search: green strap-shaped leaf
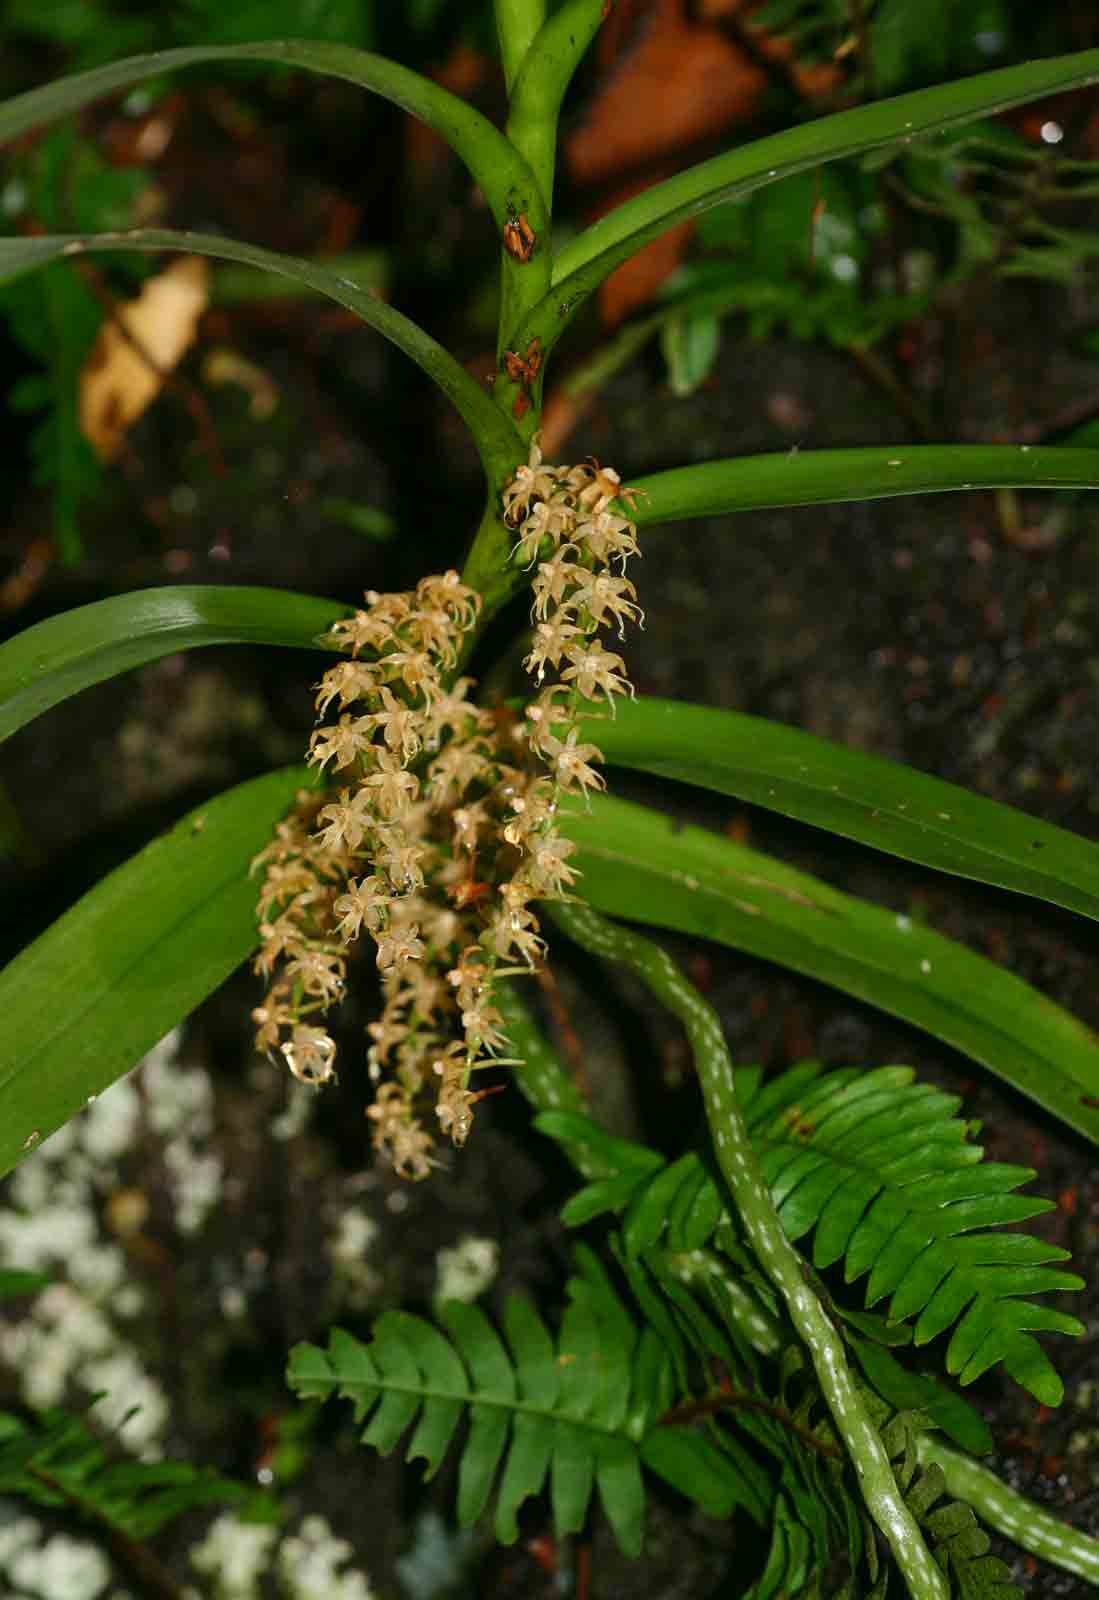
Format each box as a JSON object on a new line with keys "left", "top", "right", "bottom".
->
{"left": 0, "top": 764, "right": 308, "bottom": 1180}
{"left": 559, "top": 793, "right": 1099, "bottom": 1144}
{"left": 623, "top": 445, "right": 1099, "bottom": 521}
{"left": 0, "top": 42, "right": 528, "bottom": 229}
{"left": 583, "top": 696, "right": 1099, "bottom": 923}
{"left": 0, "top": 231, "right": 523, "bottom": 484}
{"left": 0, "top": 586, "right": 342, "bottom": 744}
{"left": 519, "top": 46, "right": 1099, "bottom": 355}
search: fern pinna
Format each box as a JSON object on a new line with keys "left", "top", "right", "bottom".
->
{"left": 0, "top": 1402, "right": 249, "bottom": 1538}
{"left": 542, "top": 1058, "right": 1084, "bottom": 1405}
{"left": 287, "top": 1249, "right": 768, "bottom": 1560}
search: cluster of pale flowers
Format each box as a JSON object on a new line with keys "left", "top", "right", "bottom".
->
{"left": 251, "top": 441, "right": 641, "bottom": 1178}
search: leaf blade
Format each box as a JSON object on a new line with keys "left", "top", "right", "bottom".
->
{"left": 584, "top": 695, "right": 1099, "bottom": 924}
{"left": 624, "top": 445, "right": 1099, "bottom": 521}
{"left": 0, "top": 41, "right": 525, "bottom": 226}
{"left": 560, "top": 793, "right": 1099, "bottom": 1143}
{"left": 0, "top": 764, "right": 308, "bottom": 1179}
{"left": 539, "top": 48, "right": 1099, "bottom": 340}
{"left": 0, "top": 586, "right": 341, "bottom": 744}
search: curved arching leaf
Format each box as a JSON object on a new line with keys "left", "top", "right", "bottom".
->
{"left": 0, "top": 764, "right": 308, "bottom": 1180}
{"left": 0, "top": 586, "right": 342, "bottom": 744}
{"left": 0, "top": 231, "right": 523, "bottom": 484}
{"left": 623, "top": 445, "right": 1099, "bottom": 522}
{"left": 0, "top": 41, "right": 528, "bottom": 229}
{"left": 517, "top": 46, "right": 1099, "bottom": 356}
{"left": 583, "top": 696, "right": 1099, "bottom": 923}
{"left": 559, "top": 792, "right": 1099, "bottom": 1145}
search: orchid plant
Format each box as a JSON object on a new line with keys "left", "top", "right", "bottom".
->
{"left": 3, "top": 4, "right": 1099, "bottom": 1595}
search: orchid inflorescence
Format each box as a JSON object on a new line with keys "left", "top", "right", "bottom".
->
{"left": 251, "top": 439, "right": 642, "bottom": 1177}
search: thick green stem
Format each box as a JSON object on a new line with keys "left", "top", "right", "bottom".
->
{"left": 546, "top": 899, "right": 948, "bottom": 1600}
{"left": 494, "top": 0, "right": 546, "bottom": 92}
{"left": 457, "top": 493, "right": 529, "bottom": 665}
{"left": 507, "top": 0, "right": 605, "bottom": 223}
{"left": 494, "top": 4, "right": 606, "bottom": 436}
{"left": 917, "top": 1436, "right": 1099, "bottom": 1587}
{"left": 493, "top": 0, "right": 551, "bottom": 401}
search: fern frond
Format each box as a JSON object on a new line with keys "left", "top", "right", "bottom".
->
{"left": 288, "top": 1261, "right": 758, "bottom": 1558}
{"left": 0, "top": 1403, "right": 249, "bottom": 1537}
{"left": 616, "top": 1242, "right": 872, "bottom": 1588}
{"left": 880, "top": 1409, "right": 1023, "bottom": 1600}
{"left": 538, "top": 1059, "right": 1085, "bottom": 1404}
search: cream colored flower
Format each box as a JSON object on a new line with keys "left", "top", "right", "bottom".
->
{"left": 523, "top": 617, "right": 586, "bottom": 681}
{"left": 308, "top": 713, "right": 373, "bottom": 772}
{"left": 365, "top": 751, "right": 420, "bottom": 819}
{"left": 314, "top": 660, "right": 382, "bottom": 715}
{"left": 332, "top": 875, "right": 389, "bottom": 942}
{"left": 375, "top": 926, "right": 426, "bottom": 972}
{"left": 281, "top": 1025, "right": 337, "bottom": 1085}
{"left": 560, "top": 640, "right": 632, "bottom": 705}
{"left": 284, "top": 947, "right": 346, "bottom": 1003}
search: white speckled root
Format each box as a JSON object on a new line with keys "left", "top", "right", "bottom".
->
{"left": 550, "top": 899, "right": 949, "bottom": 1600}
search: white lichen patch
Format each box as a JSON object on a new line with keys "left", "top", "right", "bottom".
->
{"left": 433, "top": 1234, "right": 499, "bottom": 1305}
{"left": 0, "top": 1028, "right": 225, "bottom": 1457}
{"left": 187, "top": 1513, "right": 375, "bottom": 1600}
{"left": 0, "top": 1518, "right": 112, "bottom": 1600}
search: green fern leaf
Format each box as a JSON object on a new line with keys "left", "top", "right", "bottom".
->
{"left": 287, "top": 1255, "right": 784, "bottom": 1558}
{"left": 537, "top": 1060, "right": 1085, "bottom": 1404}
{"left": 0, "top": 1403, "right": 250, "bottom": 1537}
{"left": 876, "top": 1408, "right": 1023, "bottom": 1600}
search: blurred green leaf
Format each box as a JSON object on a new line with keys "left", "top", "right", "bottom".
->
{"left": 0, "top": 1269, "right": 49, "bottom": 1299}
{"left": 0, "top": 1402, "right": 251, "bottom": 1535}
{"left": 0, "top": 123, "right": 150, "bottom": 558}
{"left": 318, "top": 498, "right": 397, "bottom": 541}
{"left": 660, "top": 309, "right": 720, "bottom": 396}
{"left": 175, "top": 0, "right": 375, "bottom": 49}
{"left": 871, "top": 0, "right": 961, "bottom": 94}
{"left": 2, "top": 262, "right": 101, "bottom": 561}
{"left": 679, "top": 165, "right": 920, "bottom": 348}
{"left": 1, "top": 0, "right": 158, "bottom": 66}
